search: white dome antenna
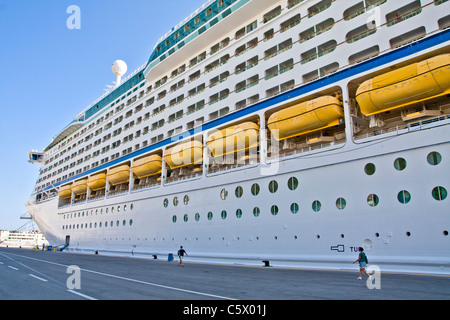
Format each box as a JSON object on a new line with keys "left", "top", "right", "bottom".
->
{"left": 112, "top": 60, "right": 128, "bottom": 87}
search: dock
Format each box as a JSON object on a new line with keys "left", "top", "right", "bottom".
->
{"left": 0, "top": 247, "right": 449, "bottom": 302}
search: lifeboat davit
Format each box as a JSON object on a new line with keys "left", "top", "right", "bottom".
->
{"left": 164, "top": 140, "right": 203, "bottom": 169}
{"left": 106, "top": 165, "right": 130, "bottom": 186}
{"left": 267, "top": 96, "right": 343, "bottom": 141}
{"left": 132, "top": 155, "right": 162, "bottom": 179}
{"left": 356, "top": 54, "right": 450, "bottom": 116}
{"left": 58, "top": 184, "right": 72, "bottom": 199}
{"left": 207, "top": 122, "right": 259, "bottom": 157}
{"left": 71, "top": 179, "right": 88, "bottom": 196}
{"left": 87, "top": 173, "right": 106, "bottom": 191}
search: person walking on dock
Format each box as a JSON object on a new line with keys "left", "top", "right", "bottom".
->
{"left": 178, "top": 246, "right": 188, "bottom": 267}
{"left": 353, "top": 247, "right": 372, "bottom": 280}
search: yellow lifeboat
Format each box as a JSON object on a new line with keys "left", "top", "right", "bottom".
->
{"left": 267, "top": 96, "right": 344, "bottom": 141}
{"left": 87, "top": 173, "right": 106, "bottom": 191}
{"left": 207, "top": 122, "right": 259, "bottom": 157}
{"left": 132, "top": 154, "right": 162, "bottom": 179}
{"left": 356, "top": 54, "right": 450, "bottom": 116}
{"left": 164, "top": 140, "right": 203, "bottom": 169}
{"left": 106, "top": 165, "right": 130, "bottom": 186}
{"left": 71, "top": 179, "right": 88, "bottom": 196}
{"left": 58, "top": 184, "right": 72, "bottom": 199}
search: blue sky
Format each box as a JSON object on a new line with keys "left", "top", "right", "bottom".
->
{"left": 0, "top": 0, "right": 207, "bottom": 230}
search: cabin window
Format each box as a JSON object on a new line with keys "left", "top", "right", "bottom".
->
{"left": 251, "top": 183, "right": 260, "bottom": 196}
{"left": 432, "top": 187, "right": 447, "bottom": 201}
{"left": 221, "top": 210, "right": 227, "bottom": 220}
{"left": 394, "top": 158, "right": 407, "bottom": 171}
{"left": 427, "top": 152, "right": 442, "bottom": 166}
{"left": 288, "top": 177, "right": 299, "bottom": 190}
{"left": 398, "top": 190, "right": 411, "bottom": 204}
{"left": 364, "top": 163, "right": 376, "bottom": 175}
{"left": 271, "top": 205, "right": 279, "bottom": 216}
{"left": 336, "top": 198, "right": 347, "bottom": 210}
{"left": 235, "top": 186, "right": 243, "bottom": 198}
{"left": 290, "top": 203, "right": 299, "bottom": 214}
{"left": 312, "top": 200, "right": 321, "bottom": 212}
{"left": 268, "top": 180, "right": 278, "bottom": 193}
{"left": 367, "top": 194, "right": 379, "bottom": 207}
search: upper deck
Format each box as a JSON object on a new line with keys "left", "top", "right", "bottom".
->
{"left": 32, "top": 0, "right": 450, "bottom": 202}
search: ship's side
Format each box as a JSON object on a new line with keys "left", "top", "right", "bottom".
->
{"left": 27, "top": 0, "right": 450, "bottom": 274}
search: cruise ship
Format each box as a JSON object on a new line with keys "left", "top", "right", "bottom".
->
{"left": 27, "top": 0, "right": 450, "bottom": 274}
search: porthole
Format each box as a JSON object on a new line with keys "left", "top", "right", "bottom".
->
{"left": 184, "top": 214, "right": 188, "bottom": 222}
{"left": 235, "top": 186, "right": 243, "bottom": 198}
{"left": 290, "top": 203, "right": 299, "bottom": 214}
{"left": 336, "top": 198, "right": 346, "bottom": 210}
{"left": 117, "top": 206, "right": 120, "bottom": 213}
{"left": 367, "top": 194, "right": 379, "bottom": 207}
{"left": 312, "top": 200, "right": 321, "bottom": 212}
{"left": 394, "top": 158, "right": 407, "bottom": 171}
{"left": 271, "top": 205, "right": 279, "bottom": 216}
{"left": 397, "top": 190, "right": 411, "bottom": 204}
{"left": 207, "top": 212, "right": 213, "bottom": 221}
{"left": 268, "top": 180, "right": 278, "bottom": 193}
{"left": 253, "top": 207, "right": 260, "bottom": 217}
{"left": 130, "top": 204, "right": 134, "bottom": 210}
{"left": 427, "top": 151, "right": 442, "bottom": 166}
{"left": 406, "top": 231, "right": 411, "bottom": 237}
{"left": 288, "top": 177, "right": 298, "bottom": 191}
{"left": 116, "top": 220, "right": 119, "bottom": 227}
{"left": 220, "top": 189, "right": 228, "bottom": 200}
{"left": 163, "top": 198, "right": 169, "bottom": 208}
{"left": 364, "top": 163, "right": 376, "bottom": 175}
{"left": 236, "top": 209, "right": 243, "bottom": 219}
{"left": 251, "top": 183, "right": 260, "bottom": 196}
{"left": 221, "top": 210, "right": 227, "bottom": 220}
{"left": 195, "top": 213, "right": 200, "bottom": 221}
{"left": 432, "top": 186, "right": 447, "bottom": 201}
{"left": 122, "top": 220, "right": 126, "bottom": 226}
{"left": 123, "top": 205, "right": 127, "bottom": 211}
{"left": 111, "top": 207, "right": 114, "bottom": 213}
{"left": 183, "top": 195, "right": 189, "bottom": 205}
{"left": 172, "top": 215, "right": 177, "bottom": 223}
{"left": 173, "top": 197, "right": 179, "bottom": 206}
{"left": 443, "top": 230, "right": 448, "bottom": 236}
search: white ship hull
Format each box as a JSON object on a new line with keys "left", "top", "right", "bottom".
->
{"left": 27, "top": 0, "right": 450, "bottom": 274}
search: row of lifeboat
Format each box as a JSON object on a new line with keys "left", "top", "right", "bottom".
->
{"left": 58, "top": 54, "right": 449, "bottom": 199}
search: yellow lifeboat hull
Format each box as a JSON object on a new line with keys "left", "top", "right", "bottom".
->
{"left": 267, "top": 96, "right": 343, "bottom": 141}
{"left": 87, "top": 173, "right": 106, "bottom": 191}
{"left": 58, "top": 184, "right": 72, "bottom": 199}
{"left": 165, "top": 140, "right": 203, "bottom": 169}
{"left": 132, "top": 155, "right": 162, "bottom": 179}
{"left": 71, "top": 179, "right": 88, "bottom": 196}
{"left": 107, "top": 165, "right": 130, "bottom": 186}
{"left": 356, "top": 54, "right": 450, "bottom": 116}
{"left": 207, "top": 122, "right": 259, "bottom": 157}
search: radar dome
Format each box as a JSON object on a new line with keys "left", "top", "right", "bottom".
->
{"left": 112, "top": 60, "right": 128, "bottom": 77}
